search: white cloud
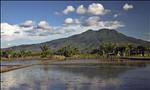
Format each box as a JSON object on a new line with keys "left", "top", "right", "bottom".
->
{"left": 1, "top": 21, "right": 53, "bottom": 42}
{"left": 1, "top": 16, "right": 125, "bottom": 48}
{"left": 38, "top": 21, "right": 48, "bottom": 28}
{"left": 37, "top": 21, "right": 52, "bottom": 31}
{"left": 64, "top": 18, "right": 74, "bottom": 24}
{"left": 64, "top": 18, "right": 80, "bottom": 25}
{"left": 1, "top": 23, "right": 20, "bottom": 36}
{"left": 62, "top": 3, "right": 109, "bottom": 15}
{"left": 1, "top": 20, "right": 80, "bottom": 44}
{"left": 98, "top": 21, "right": 125, "bottom": 29}
{"left": 86, "top": 16, "right": 100, "bottom": 26}
{"left": 1, "top": 19, "right": 123, "bottom": 39}
{"left": 1, "top": 23, "right": 26, "bottom": 41}
{"left": 123, "top": 3, "right": 133, "bottom": 11}
{"left": 55, "top": 25, "right": 81, "bottom": 34}
{"left": 64, "top": 17, "right": 124, "bottom": 34}
{"left": 74, "top": 19, "right": 81, "bottom": 24}
{"left": 88, "top": 3, "right": 108, "bottom": 15}
{"left": 82, "top": 20, "right": 124, "bottom": 31}
{"left": 60, "top": 3, "right": 109, "bottom": 15}
{"left": 114, "top": 14, "right": 118, "bottom": 18}
{"left": 63, "top": 5, "right": 75, "bottom": 14}
{"left": 20, "top": 20, "right": 34, "bottom": 27}
{"left": 76, "top": 5, "right": 86, "bottom": 14}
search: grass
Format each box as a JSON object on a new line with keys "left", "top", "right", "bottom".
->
{"left": 1, "top": 54, "right": 150, "bottom": 61}
{"left": 42, "top": 55, "right": 65, "bottom": 60}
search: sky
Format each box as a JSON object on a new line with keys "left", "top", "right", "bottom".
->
{"left": 1, "top": 1, "right": 150, "bottom": 48}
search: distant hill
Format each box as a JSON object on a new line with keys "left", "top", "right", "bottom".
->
{"left": 3, "top": 29, "right": 150, "bottom": 52}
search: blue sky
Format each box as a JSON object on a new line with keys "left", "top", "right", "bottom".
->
{"left": 1, "top": 1, "right": 150, "bottom": 48}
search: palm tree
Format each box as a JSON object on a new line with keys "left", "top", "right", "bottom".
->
{"left": 136, "top": 45, "right": 146, "bottom": 56}
{"left": 20, "top": 50, "right": 26, "bottom": 58}
{"left": 40, "top": 44, "right": 52, "bottom": 58}
{"left": 125, "top": 44, "right": 133, "bottom": 56}
{"left": 98, "top": 44, "right": 105, "bottom": 56}
{"left": 146, "top": 47, "right": 150, "bottom": 56}
{"left": 5, "top": 49, "right": 14, "bottom": 60}
{"left": 115, "top": 45, "right": 126, "bottom": 57}
{"left": 56, "top": 45, "right": 80, "bottom": 57}
{"left": 25, "top": 51, "right": 32, "bottom": 57}
{"left": 12, "top": 52, "right": 19, "bottom": 58}
{"left": 98, "top": 43, "right": 116, "bottom": 58}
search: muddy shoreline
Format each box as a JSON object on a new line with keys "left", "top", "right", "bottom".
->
{"left": 1, "top": 65, "right": 33, "bottom": 73}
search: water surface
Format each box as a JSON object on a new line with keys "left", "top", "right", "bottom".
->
{"left": 1, "top": 64, "right": 150, "bottom": 90}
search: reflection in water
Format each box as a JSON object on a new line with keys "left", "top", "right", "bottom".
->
{"left": 1, "top": 64, "right": 150, "bottom": 90}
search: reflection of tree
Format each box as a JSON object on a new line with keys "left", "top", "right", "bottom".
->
{"left": 66, "top": 82, "right": 74, "bottom": 90}
{"left": 40, "top": 65, "right": 50, "bottom": 90}
{"left": 52, "top": 65, "right": 132, "bottom": 79}
{"left": 2, "top": 65, "right": 145, "bottom": 90}
{"left": 43, "top": 65, "right": 49, "bottom": 71}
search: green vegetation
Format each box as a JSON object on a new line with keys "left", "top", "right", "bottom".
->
{"left": 92, "top": 43, "right": 150, "bottom": 58}
{"left": 40, "top": 44, "right": 52, "bottom": 58}
{"left": 1, "top": 43, "right": 150, "bottom": 61}
{"left": 1, "top": 49, "right": 14, "bottom": 60}
{"left": 56, "top": 45, "right": 80, "bottom": 57}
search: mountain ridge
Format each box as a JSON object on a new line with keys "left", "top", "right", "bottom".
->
{"left": 2, "top": 29, "right": 150, "bottom": 52}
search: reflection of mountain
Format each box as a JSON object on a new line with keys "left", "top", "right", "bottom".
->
{"left": 5, "top": 29, "right": 149, "bottom": 52}
{"left": 51, "top": 65, "right": 130, "bottom": 79}
{"left": 2, "top": 65, "right": 149, "bottom": 90}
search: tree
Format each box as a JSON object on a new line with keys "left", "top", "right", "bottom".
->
{"left": 146, "top": 47, "right": 150, "bottom": 56}
{"left": 20, "top": 50, "right": 26, "bottom": 58}
{"left": 136, "top": 45, "right": 146, "bottom": 56}
{"left": 93, "top": 43, "right": 116, "bottom": 58}
{"left": 90, "top": 49, "right": 101, "bottom": 55}
{"left": 56, "top": 45, "right": 80, "bottom": 57}
{"left": 25, "top": 51, "right": 32, "bottom": 56}
{"left": 72, "top": 47, "right": 80, "bottom": 55}
{"left": 1, "top": 50, "right": 6, "bottom": 57}
{"left": 115, "top": 45, "right": 126, "bottom": 56}
{"left": 125, "top": 44, "right": 133, "bottom": 56}
{"left": 98, "top": 44, "right": 106, "bottom": 56}
{"left": 40, "top": 44, "right": 52, "bottom": 58}
{"left": 12, "top": 52, "right": 20, "bottom": 58}
{"left": 5, "top": 49, "right": 14, "bottom": 60}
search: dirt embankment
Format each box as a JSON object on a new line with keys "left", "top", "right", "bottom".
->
{"left": 1, "top": 65, "right": 33, "bottom": 73}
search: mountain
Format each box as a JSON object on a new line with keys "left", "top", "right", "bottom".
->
{"left": 3, "top": 29, "right": 150, "bottom": 52}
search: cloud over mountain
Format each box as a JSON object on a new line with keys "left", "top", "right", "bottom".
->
{"left": 2, "top": 2, "right": 141, "bottom": 48}
{"left": 1, "top": 18, "right": 124, "bottom": 44}
{"left": 86, "top": 16, "right": 100, "bottom": 26}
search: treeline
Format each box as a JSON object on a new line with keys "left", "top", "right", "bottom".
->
{"left": 0, "top": 45, "right": 80, "bottom": 60}
{"left": 1, "top": 43, "right": 150, "bottom": 60}
{"left": 1, "top": 49, "right": 40, "bottom": 60}
{"left": 91, "top": 43, "right": 150, "bottom": 57}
